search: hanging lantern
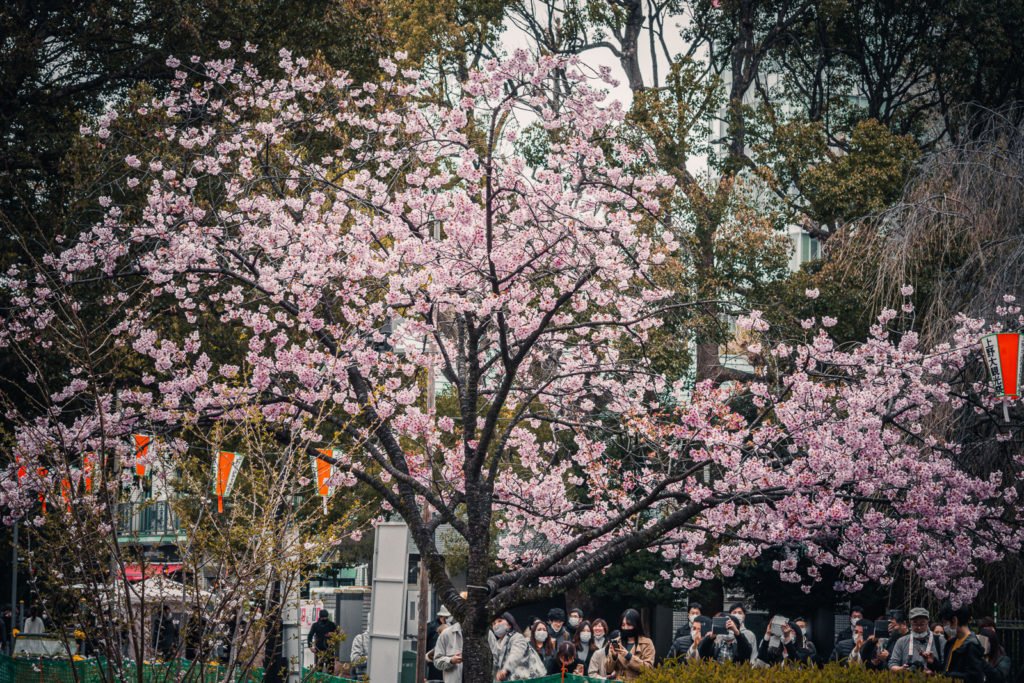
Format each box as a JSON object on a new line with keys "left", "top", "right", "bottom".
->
{"left": 132, "top": 434, "right": 152, "bottom": 478}
{"left": 313, "top": 449, "right": 336, "bottom": 515}
{"left": 981, "top": 332, "right": 1023, "bottom": 422}
{"left": 213, "top": 451, "right": 244, "bottom": 513}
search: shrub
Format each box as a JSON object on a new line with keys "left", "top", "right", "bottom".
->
{"left": 636, "top": 661, "right": 931, "bottom": 683}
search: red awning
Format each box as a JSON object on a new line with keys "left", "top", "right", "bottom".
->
{"left": 122, "top": 563, "right": 183, "bottom": 582}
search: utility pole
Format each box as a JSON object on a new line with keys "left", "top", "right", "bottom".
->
{"left": 8, "top": 521, "right": 17, "bottom": 654}
{"left": 415, "top": 223, "right": 441, "bottom": 683}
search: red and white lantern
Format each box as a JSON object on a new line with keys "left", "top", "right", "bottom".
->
{"left": 981, "top": 332, "right": 1023, "bottom": 421}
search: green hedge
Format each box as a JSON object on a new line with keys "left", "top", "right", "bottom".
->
{"left": 635, "top": 661, "right": 931, "bottom": 683}
{"left": 0, "top": 655, "right": 269, "bottom": 683}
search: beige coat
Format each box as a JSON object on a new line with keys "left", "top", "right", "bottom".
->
{"left": 603, "top": 636, "right": 655, "bottom": 681}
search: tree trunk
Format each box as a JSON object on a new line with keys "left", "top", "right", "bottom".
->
{"left": 460, "top": 622, "right": 493, "bottom": 683}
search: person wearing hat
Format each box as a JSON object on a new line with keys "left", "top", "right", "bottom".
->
{"left": 432, "top": 604, "right": 463, "bottom": 683}
{"left": 426, "top": 605, "right": 451, "bottom": 681}
{"left": 546, "top": 608, "right": 572, "bottom": 646}
{"left": 307, "top": 609, "right": 339, "bottom": 673}
{"left": 889, "top": 607, "right": 943, "bottom": 673}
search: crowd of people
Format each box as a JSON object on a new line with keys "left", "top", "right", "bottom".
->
{"left": 664, "top": 603, "right": 1012, "bottom": 683}
{"left": 412, "top": 601, "right": 1015, "bottom": 683}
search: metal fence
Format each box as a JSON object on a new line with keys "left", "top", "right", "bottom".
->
{"left": 999, "top": 619, "right": 1024, "bottom": 680}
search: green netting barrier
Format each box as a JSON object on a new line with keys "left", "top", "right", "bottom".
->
{"left": 0, "top": 655, "right": 267, "bottom": 683}
{"left": 299, "top": 671, "right": 360, "bottom": 683}
{"left": 0, "top": 656, "right": 600, "bottom": 683}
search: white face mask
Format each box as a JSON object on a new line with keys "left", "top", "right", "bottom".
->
{"left": 535, "top": 631, "right": 548, "bottom": 643}
{"left": 688, "top": 614, "right": 696, "bottom": 624}
{"left": 731, "top": 612, "right": 745, "bottom": 625}
{"left": 569, "top": 617, "right": 581, "bottom": 628}
{"left": 580, "top": 632, "right": 592, "bottom": 644}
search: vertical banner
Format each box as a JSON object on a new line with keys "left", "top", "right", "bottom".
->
{"left": 213, "top": 451, "right": 244, "bottom": 513}
{"left": 132, "top": 434, "right": 152, "bottom": 478}
{"left": 61, "top": 479, "right": 72, "bottom": 511}
{"left": 313, "top": 449, "right": 336, "bottom": 514}
{"left": 83, "top": 453, "right": 94, "bottom": 493}
{"left": 981, "top": 332, "right": 1023, "bottom": 421}
{"left": 37, "top": 468, "right": 48, "bottom": 514}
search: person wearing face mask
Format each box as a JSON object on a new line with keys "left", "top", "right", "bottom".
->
{"left": 889, "top": 607, "right": 943, "bottom": 673}
{"left": 667, "top": 603, "right": 702, "bottom": 660}
{"left": 490, "top": 612, "right": 545, "bottom": 681}
{"left": 979, "top": 627, "right": 1011, "bottom": 683}
{"left": 573, "top": 620, "right": 597, "bottom": 674}
{"left": 686, "top": 616, "right": 713, "bottom": 660}
{"left": 587, "top": 619, "right": 611, "bottom": 678}
{"left": 756, "top": 617, "right": 813, "bottom": 666}
{"left": 432, "top": 601, "right": 464, "bottom": 683}
{"left": 793, "top": 618, "right": 817, "bottom": 663}
{"left": 727, "top": 603, "right": 759, "bottom": 663}
{"left": 567, "top": 608, "right": 584, "bottom": 639}
{"left": 836, "top": 605, "right": 866, "bottom": 643}
{"left": 831, "top": 619, "right": 873, "bottom": 665}
{"left": 603, "top": 609, "right": 655, "bottom": 680}
{"left": 546, "top": 608, "right": 571, "bottom": 646}
{"left": 694, "top": 615, "right": 752, "bottom": 663}
{"left": 530, "top": 620, "right": 557, "bottom": 673}
{"left": 863, "top": 609, "right": 906, "bottom": 671}
{"left": 940, "top": 605, "right": 985, "bottom": 683}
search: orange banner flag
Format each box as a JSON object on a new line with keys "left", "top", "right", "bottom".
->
{"left": 213, "top": 451, "right": 244, "bottom": 513}
{"left": 313, "top": 449, "right": 335, "bottom": 514}
{"left": 132, "top": 434, "right": 152, "bottom": 477}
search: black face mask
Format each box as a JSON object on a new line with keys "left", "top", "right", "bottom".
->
{"left": 621, "top": 627, "right": 636, "bottom": 639}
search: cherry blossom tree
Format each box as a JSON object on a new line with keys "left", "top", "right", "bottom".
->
{"left": 2, "top": 47, "right": 1022, "bottom": 682}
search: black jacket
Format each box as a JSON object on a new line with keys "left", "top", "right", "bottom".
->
{"left": 757, "top": 625, "right": 813, "bottom": 666}
{"left": 944, "top": 633, "right": 986, "bottom": 683}
{"left": 697, "top": 631, "right": 752, "bottom": 663}
{"left": 307, "top": 617, "right": 338, "bottom": 652}
{"left": 667, "top": 626, "right": 692, "bottom": 659}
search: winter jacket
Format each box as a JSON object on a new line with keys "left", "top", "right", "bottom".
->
{"left": 490, "top": 630, "right": 544, "bottom": 680}
{"left": 667, "top": 626, "right": 693, "bottom": 660}
{"left": 696, "top": 631, "right": 753, "bottom": 664}
{"left": 944, "top": 632, "right": 986, "bottom": 683}
{"left": 756, "top": 626, "right": 813, "bottom": 666}
{"left": 603, "top": 636, "right": 655, "bottom": 681}
{"left": 307, "top": 617, "right": 337, "bottom": 652}
{"left": 432, "top": 622, "right": 463, "bottom": 683}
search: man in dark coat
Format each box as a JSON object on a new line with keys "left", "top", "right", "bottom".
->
{"left": 942, "top": 606, "right": 986, "bottom": 683}
{"left": 307, "top": 609, "right": 339, "bottom": 673}
{"left": 152, "top": 605, "right": 179, "bottom": 660}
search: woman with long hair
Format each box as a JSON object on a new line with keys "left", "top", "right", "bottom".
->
{"left": 573, "top": 620, "right": 596, "bottom": 674}
{"left": 531, "top": 620, "right": 557, "bottom": 673}
{"left": 602, "top": 608, "right": 655, "bottom": 680}
{"left": 980, "top": 627, "right": 1012, "bottom": 683}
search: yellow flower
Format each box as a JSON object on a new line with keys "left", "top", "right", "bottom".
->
{"left": 72, "top": 655, "right": 84, "bottom": 661}
{"left": 73, "top": 629, "right": 86, "bottom": 639}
